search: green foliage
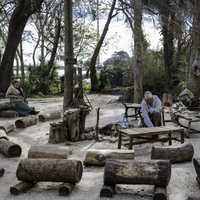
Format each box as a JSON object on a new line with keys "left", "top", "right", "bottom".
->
{"left": 23, "top": 64, "right": 59, "bottom": 96}
{"left": 83, "top": 80, "right": 91, "bottom": 93}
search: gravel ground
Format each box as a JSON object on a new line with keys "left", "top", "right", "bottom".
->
{"left": 0, "top": 94, "right": 200, "bottom": 200}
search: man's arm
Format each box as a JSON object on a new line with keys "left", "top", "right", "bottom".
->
{"left": 141, "top": 100, "right": 154, "bottom": 127}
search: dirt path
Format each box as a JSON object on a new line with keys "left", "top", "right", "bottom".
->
{"left": 0, "top": 94, "right": 200, "bottom": 200}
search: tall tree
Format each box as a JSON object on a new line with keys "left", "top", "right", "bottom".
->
{"left": 0, "top": 0, "right": 44, "bottom": 94}
{"left": 133, "top": 0, "right": 144, "bottom": 103}
{"left": 89, "top": 0, "right": 117, "bottom": 91}
{"left": 188, "top": 0, "right": 200, "bottom": 100}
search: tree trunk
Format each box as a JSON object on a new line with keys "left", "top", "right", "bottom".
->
{"left": 38, "top": 111, "right": 61, "bottom": 122}
{"left": 15, "top": 116, "right": 38, "bottom": 128}
{"left": 84, "top": 149, "right": 135, "bottom": 166}
{"left": 63, "top": 0, "right": 74, "bottom": 109}
{"left": 133, "top": 0, "right": 144, "bottom": 103}
{"left": 28, "top": 145, "right": 72, "bottom": 159}
{"left": 19, "top": 40, "right": 25, "bottom": 84}
{"left": 16, "top": 159, "right": 83, "bottom": 183}
{"left": 0, "top": 138, "right": 22, "bottom": 157}
{"left": 0, "top": 0, "right": 44, "bottom": 93}
{"left": 89, "top": 0, "right": 117, "bottom": 91}
{"left": 188, "top": 0, "right": 200, "bottom": 100}
{"left": 10, "top": 182, "right": 36, "bottom": 195}
{"left": 151, "top": 143, "right": 194, "bottom": 163}
{"left": 104, "top": 159, "right": 171, "bottom": 187}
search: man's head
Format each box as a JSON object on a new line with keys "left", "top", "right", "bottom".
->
{"left": 144, "top": 91, "right": 153, "bottom": 105}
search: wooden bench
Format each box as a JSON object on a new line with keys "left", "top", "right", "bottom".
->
{"left": 118, "top": 126, "right": 185, "bottom": 149}
{"left": 175, "top": 112, "right": 200, "bottom": 136}
{"left": 122, "top": 103, "right": 141, "bottom": 120}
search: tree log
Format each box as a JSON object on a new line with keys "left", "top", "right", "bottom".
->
{"left": 151, "top": 143, "right": 194, "bottom": 163}
{"left": 0, "top": 102, "right": 14, "bottom": 111}
{"left": 59, "top": 182, "right": 75, "bottom": 196}
{"left": 0, "top": 110, "right": 17, "bottom": 118}
{"left": 15, "top": 116, "right": 37, "bottom": 128}
{"left": 0, "top": 123, "right": 15, "bottom": 133}
{"left": 38, "top": 111, "right": 61, "bottom": 122}
{"left": 16, "top": 159, "right": 83, "bottom": 183}
{"left": 0, "top": 138, "right": 22, "bottom": 157}
{"left": 100, "top": 185, "right": 115, "bottom": 198}
{"left": 28, "top": 145, "right": 72, "bottom": 159}
{"left": 0, "top": 168, "right": 5, "bottom": 177}
{"left": 188, "top": 196, "right": 200, "bottom": 200}
{"left": 84, "top": 149, "right": 135, "bottom": 166}
{"left": 10, "top": 181, "right": 36, "bottom": 195}
{"left": 104, "top": 159, "right": 171, "bottom": 187}
{"left": 193, "top": 158, "right": 200, "bottom": 184}
{"left": 154, "top": 186, "right": 167, "bottom": 200}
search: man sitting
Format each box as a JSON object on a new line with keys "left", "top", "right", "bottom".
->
{"left": 140, "top": 91, "right": 162, "bottom": 127}
{"left": 6, "top": 78, "right": 39, "bottom": 116}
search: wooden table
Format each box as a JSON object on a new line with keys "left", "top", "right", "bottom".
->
{"left": 175, "top": 112, "right": 200, "bottom": 136}
{"left": 123, "top": 103, "right": 141, "bottom": 120}
{"left": 118, "top": 126, "right": 185, "bottom": 149}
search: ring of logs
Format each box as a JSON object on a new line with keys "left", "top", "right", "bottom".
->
{"left": 151, "top": 143, "right": 194, "bottom": 163}
{"left": 16, "top": 159, "right": 83, "bottom": 183}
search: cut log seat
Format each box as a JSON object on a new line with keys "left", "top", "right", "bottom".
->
{"left": 84, "top": 149, "right": 135, "bottom": 166}
{"left": 103, "top": 159, "right": 171, "bottom": 187}
{"left": 10, "top": 182, "right": 36, "bottom": 195}
{"left": 0, "top": 138, "right": 22, "bottom": 157}
{"left": 151, "top": 143, "right": 194, "bottom": 163}
{"left": 15, "top": 116, "right": 37, "bottom": 128}
{"left": 0, "top": 102, "right": 14, "bottom": 111}
{"left": 38, "top": 111, "right": 61, "bottom": 122}
{"left": 28, "top": 145, "right": 72, "bottom": 159}
{"left": 16, "top": 159, "right": 83, "bottom": 183}
{"left": 0, "top": 110, "right": 17, "bottom": 118}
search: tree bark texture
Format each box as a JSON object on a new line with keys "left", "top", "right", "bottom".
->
{"left": 38, "top": 111, "right": 61, "bottom": 122}
{"left": 103, "top": 159, "right": 171, "bottom": 187}
{"left": 15, "top": 116, "right": 38, "bottom": 128}
{"left": 0, "top": 0, "right": 44, "bottom": 93}
{"left": 151, "top": 143, "right": 194, "bottom": 163}
{"left": 63, "top": 0, "right": 74, "bottom": 109}
{"left": 188, "top": 0, "right": 200, "bottom": 99}
{"left": 84, "top": 149, "right": 135, "bottom": 166}
{"left": 10, "top": 181, "right": 36, "bottom": 195}
{"left": 0, "top": 138, "right": 22, "bottom": 157}
{"left": 16, "top": 159, "right": 83, "bottom": 183}
{"left": 133, "top": 0, "right": 144, "bottom": 103}
{"left": 89, "top": 0, "right": 117, "bottom": 91}
{"left": 28, "top": 145, "right": 72, "bottom": 159}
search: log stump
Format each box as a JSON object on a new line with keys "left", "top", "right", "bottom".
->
{"left": 64, "top": 109, "right": 80, "bottom": 141}
{"left": 16, "top": 159, "right": 83, "bottom": 183}
{"left": 28, "top": 145, "right": 72, "bottom": 159}
{"left": 10, "top": 181, "right": 36, "bottom": 195}
{"left": 103, "top": 159, "right": 171, "bottom": 187}
{"left": 38, "top": 111, "right": 61, "bottom": 122}
{"left": 48, "top": 122, "right": 68, "bottom": 144}
{"left": 59, "top": 182, "right": 75, "bottom": 196}
{"left": 84, "top": 149, "right": 135, "bottom": 166}
{"left": 0, "top": 138, "right": 22, "bottom": 157}
{"left": 0, "top": 168, "right": 5, "bottom": 177}
{"left": 15, "top": 116, "right": 37, "bottom": 128}
{"left": 151, "top": 143, "right": 194, "bottom": 163}
{"left": 0, "top": 110, "right": 17, "bottom": 118}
